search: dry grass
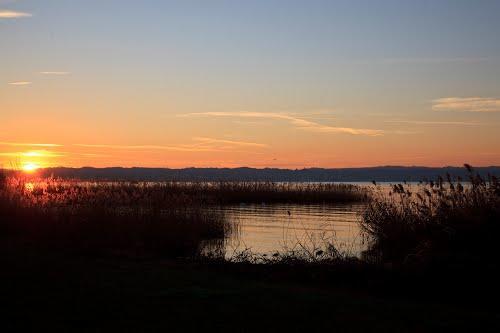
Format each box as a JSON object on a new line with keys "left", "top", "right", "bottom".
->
{"left": 362, "top": 164, "right": 500, "bottom": 268}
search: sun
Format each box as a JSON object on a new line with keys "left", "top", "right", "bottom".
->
{"left": 22, "top": 163, "right": 40, "bottom": 173}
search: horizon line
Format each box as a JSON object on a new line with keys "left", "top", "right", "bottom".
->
{"left": 2, "top": 164, "right": 499, "bottom": 171}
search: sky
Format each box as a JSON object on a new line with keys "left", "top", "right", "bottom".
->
{"left": 1, "top": 0, "right": 500, "bottom": 169}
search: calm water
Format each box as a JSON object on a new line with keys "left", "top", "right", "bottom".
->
{"left": 215, "top": 203, "right": 368, "bottom": 258}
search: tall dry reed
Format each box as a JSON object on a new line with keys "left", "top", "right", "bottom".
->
{"left": 362, "top": 165, "right": 500, "bottom": 267}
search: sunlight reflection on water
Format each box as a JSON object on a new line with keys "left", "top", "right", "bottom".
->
{"left": 215, "top": 203, "right": 368, "bottom": 258}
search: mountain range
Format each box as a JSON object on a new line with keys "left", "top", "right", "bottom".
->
{"left": 24, "top": 166, "right": 500, "bottom": 182}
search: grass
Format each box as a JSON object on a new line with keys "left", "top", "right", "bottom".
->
{"left": 361, "top": 164, "right": 500, "bottom": 269}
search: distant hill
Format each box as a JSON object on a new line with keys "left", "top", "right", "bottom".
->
{"left": 24, "top": 166, "right": 500, "bottom": 182}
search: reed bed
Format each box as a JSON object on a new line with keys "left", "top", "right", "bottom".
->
{"left": 0, "top": 173, "right": 366, "bottom": 259}
{"left": 194, "top": 181, "right": 368, "bottom": 204}
{"left": 3, "top": 176, "right": 368, "bottom": 205}
{"left": 362, "top": 165, "right": 500, "bottom": 268}
{"left": 113, "top": 181, "right": 366, "bottom": 204}
{"left": 0, "top": 176, "right": 230, "bottom": 258}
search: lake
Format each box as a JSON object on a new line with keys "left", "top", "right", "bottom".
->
{"left": 214, "top": 203, "right": 368, "bottom": 258}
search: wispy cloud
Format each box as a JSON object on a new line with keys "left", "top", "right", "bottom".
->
{"left": 0, "top": 141, "right": 62, "bottom": 147}
{"left": 0, "top": 10, "right": 32, "bottom": 18}
{"left": 192, "top": 137, "right": 268, "bottom": 148}
{"left": 40, "top": 71, "right": 70, "bottom": 75}
{"left": 74, "top": 144, "right": 218, "bottom": 153}
{"left": 8, "top": 81, "right": 32, "bottom": 86}
{"left": 432, "top": 97, "right": 500, "bottom": 112}
{"left": 382, "top": 57, "right": 487, "bottom": 64}
{"left": 0, "top": 150, "right": 64, "bottom": 158}
{"left": 21, "top": 150, "right": 64, "bottom": 158}
{"left": 385, "top": 120, "right": 481, "bottom": 126}
{"left": 0, "top": 152, "right": 23, "bottom": 157}
{"left": 74, "top": 137, "right": 268, "bottom": 153}
{"left": 388, "top": 130, "right": 422, "bottom": 135}
{"left": 76, "top": 153, "right": 110, "bottom": 158}
{"left": 182, "top": 112, "right": 383, "bottom": 136}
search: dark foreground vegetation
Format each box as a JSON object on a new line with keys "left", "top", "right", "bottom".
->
{"left": 362, "top": 164, "right": 500, "bottom": 270}
{"left": 1, "top": 166, "right": 499, "bottom": 332}
{"left": 3, "top": 249, "right": 499, "bottom": 332}
{"left": 0, "top": 176, "right": 230, "bottom": 257}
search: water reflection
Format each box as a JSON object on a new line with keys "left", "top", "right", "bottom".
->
{"left": 215, "top": 203, "right": 368, "bottom": 258}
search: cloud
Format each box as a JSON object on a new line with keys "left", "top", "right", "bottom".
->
{"left": 0, "top": 152, "right": 23, "bottom": 157}
{"left": 432, "top": 97, "right": 500, "bottom": 112}
{"left": 182, "top": 112, "right": 383, "bottom": 136}
{"left": 74, "top": 144, "right": 218, "bottom": 153}
{"left": 21, "top": 150, "right": 64, "bottom": 158}
{"left": 382, "top": 57, "right": 487, "bottom": 64}
{"left": 0, "top": 150, "right": 64, "bottom": 158}
{"left": 75, "top": 137, "right": 268, "bottom": 153}
{"left": 192, "top": 137, "right": 268, "bottom": 148}
{"left": 385, "top": 120, "right": 481, "bottom": 126}
{"left": 76, "top": 153, "right": 110, "bottom": 158}
{"left": 8, "top": 81, "right": 32, "bottom": 86}
{"left": 0, "top": 141, "right": 62, "bottom": 147}
{"left": 40, "top": 71, "right": 70, "bottom": 75}
{"left": 387, "top": 130, "right": 422, "bottom": 135}
{"left": 0, "top": 10, "right": 32, "bottom": 18}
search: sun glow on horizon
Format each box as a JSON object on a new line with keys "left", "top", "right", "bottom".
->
{"left": 0, "top": 150, "right": 60, "bottom": 171}
{"left": 22, "top": 163, "right": 40, "bottom": 173}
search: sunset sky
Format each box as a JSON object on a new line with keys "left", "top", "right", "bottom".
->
{"left": 1, "top": 0, "right": 500, "bottom": 169}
